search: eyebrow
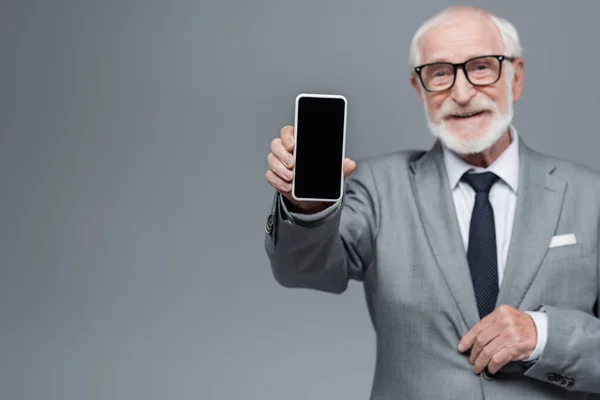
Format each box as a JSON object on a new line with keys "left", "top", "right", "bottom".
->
{"left": 423, "top": 53, "right": 491, "bottom": 64}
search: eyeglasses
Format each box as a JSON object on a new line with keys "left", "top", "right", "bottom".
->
{"left": 414, "top": 55, "right": 515, "bottom": 92}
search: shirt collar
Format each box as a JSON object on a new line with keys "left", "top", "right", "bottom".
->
{"left": 442, "top": 125, "right": 520, "bottom": 193}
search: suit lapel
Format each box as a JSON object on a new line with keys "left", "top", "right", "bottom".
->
{"left": 410, "top": 138, "right": 567, "bottom": 328}
{"left": 496, "top": 140, "right": 566, "bottom": 308}
{"left": 410, "top": 141, "right": 481, "bottom": 330}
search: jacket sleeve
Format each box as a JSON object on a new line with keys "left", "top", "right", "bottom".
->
{"left": 522, "top": 304, "right": 600, "bottom": 393}
{"left": 263, "top": 161, "right": 380, "bottom": 294}
{"left": 523, "top": 201, "right": 600, "bottom": 393}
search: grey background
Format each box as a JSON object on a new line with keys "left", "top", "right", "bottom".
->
{"left": 1, "top": 0, "right": 598, "bottom": 399}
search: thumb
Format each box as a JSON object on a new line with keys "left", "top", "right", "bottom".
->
{"left": 343, "top": 158, "right": 357, "bottom": 178}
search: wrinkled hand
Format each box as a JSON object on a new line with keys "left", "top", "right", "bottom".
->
{"left": 458, "top": 305, "right": 538, "bottom": 375}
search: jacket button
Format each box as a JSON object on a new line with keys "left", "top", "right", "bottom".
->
{"left": 559, "top": 376, "right": 567, "bottom": 386}
{"left": 265, "top": 214, "right": 273, "bottom": 234}
{"left": 546, "top": 373, "right": 557, "bottom": 382}
{"left": 482, "top": 369, "right": 495, "bottom": 380}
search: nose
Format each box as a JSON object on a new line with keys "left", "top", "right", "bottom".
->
{"left": 451, "top": 68, "right": 476, "bottom": 105}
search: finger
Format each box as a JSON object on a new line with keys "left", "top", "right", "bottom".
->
{"left": 343, "top": 158, "right": 357, "bottom": 178}
{"left": 459, "top": 323, "right": 484, "bottom": 353}
{"left": 268, "top": 153, "right": 294, "bottom": 182}
{"left": 472, "top": 337, "right": 506, "bottom": 374}
{"left": 271, "top": 138, "right": 295, "bottom": 169}
{"left": 486, "top": 347, "right": 514, "bottom": 375}
{"left": 458, "top": 312, "right": 499, "bottom": 352}
{"left": 266, "top": 170, "right": 292, "bottom": 193}
{"left": 280, "top": 125, "right": 295, "bottom": 152}
{"left": 469, "top": 323, "right": 502, "bottom": 365}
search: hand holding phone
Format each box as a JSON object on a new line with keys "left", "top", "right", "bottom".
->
{"left": 265, "top": 93, "right": 356, "bottom": 214}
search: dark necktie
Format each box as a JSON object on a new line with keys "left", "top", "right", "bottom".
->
{"left": 461, "top": 171, "right": 500, "bottom": 319}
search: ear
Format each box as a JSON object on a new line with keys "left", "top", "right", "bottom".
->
{"left": 511, "top": 58, "right": 525, "bottom": 103}
{"left": 411, "top": 73, "right": 424, "bottom": 102}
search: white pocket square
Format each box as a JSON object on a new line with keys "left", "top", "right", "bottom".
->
{"left": 549, "top": 233, "right": 577, "bottom": 248}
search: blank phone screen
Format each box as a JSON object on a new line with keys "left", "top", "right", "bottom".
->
{"left": 293, "top": 96, "right": 346, "bottom": 200}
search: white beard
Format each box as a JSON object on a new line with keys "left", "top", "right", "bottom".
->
{"left": 423, "top": 71, "right": 514, "bottom": 155}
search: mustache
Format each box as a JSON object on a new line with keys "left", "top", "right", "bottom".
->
{"left": 438, "top": 97, "right": 499, "bottom": 118}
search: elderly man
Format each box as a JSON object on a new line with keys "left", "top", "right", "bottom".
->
{"left": 263, "top": 5, "right": 600, "bottom": 399}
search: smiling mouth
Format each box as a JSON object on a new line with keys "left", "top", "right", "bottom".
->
{"left": 449, "top": 110, "right": 486, "bottom": 119}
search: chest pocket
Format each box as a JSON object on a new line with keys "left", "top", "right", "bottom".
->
{"left": 542, "top": 241, "right": 593, "bottom": 264}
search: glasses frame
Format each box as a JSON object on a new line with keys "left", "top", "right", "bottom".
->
{"left": 414, "top": 55, "right": 516, "bottom": 93}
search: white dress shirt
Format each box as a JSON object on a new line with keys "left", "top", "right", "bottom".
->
{"left": 282, "top": 125, "right": 547, "bottom": 362}
{"left": 441, "top": 126, "right": 547, "bottom": 362}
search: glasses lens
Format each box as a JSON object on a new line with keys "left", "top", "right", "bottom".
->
{"left": 420, "top": 63, "right": 454, "bottom": 91}
{"left": 465, "top": 56, "right": 501, "bottom": 85}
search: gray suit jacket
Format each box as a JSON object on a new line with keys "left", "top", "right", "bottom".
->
{"left": 264, "top": 136, "right": 600, "bottom": 399}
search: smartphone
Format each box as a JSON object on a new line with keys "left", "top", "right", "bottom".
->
{"left": 292, "top": 93, "right": 347, "bottom": 202}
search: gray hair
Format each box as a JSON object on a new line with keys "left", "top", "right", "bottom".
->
{"left": 408, "top": 7, "right": 523, "bottom": 70}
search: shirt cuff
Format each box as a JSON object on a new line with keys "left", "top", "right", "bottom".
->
{"left": 279, "top": 195, "right": 341, "bottom": 223}
{"left": 522, "top": 310, "right": 548, "bottom": 362}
